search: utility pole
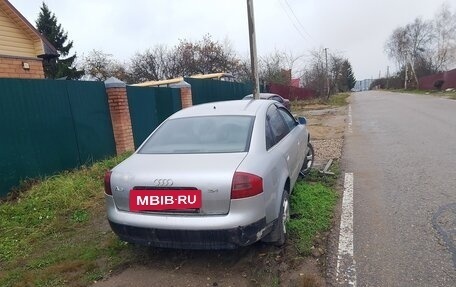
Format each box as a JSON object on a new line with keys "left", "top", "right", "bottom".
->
{"left": 324, "top": 48, "right": 329, "bottom": 99}
{"left": 247, "top": 0, "right": 260, "bottom": 99}
{"left": 386, "top": 66, "right": 389, "bottom": 89}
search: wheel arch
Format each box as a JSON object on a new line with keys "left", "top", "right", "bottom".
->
{"left": 284, "top": 177, "right": 291, "bottom": 195}
{"left": 273, "top": 175, "right": 290, "bottom": 219}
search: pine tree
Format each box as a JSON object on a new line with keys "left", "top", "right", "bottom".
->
{"left": 340, "top": 60, "right": 356, "bottom": 92}
{"left": 346, "top": 62, "right": 356, "bottom": 91}
{"left": 36, "top": 2, "right": 83, "bottom": 79}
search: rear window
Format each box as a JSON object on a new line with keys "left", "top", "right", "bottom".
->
{"left": 138, "top": 116, "right": 254, "bottom": 154}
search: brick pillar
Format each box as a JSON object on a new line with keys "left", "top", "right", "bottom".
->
{"left": 105, "top": 77, "right": 135, "bottom": 154}
{"left": 170, "top": 80, "right": 192, "bottom": 108}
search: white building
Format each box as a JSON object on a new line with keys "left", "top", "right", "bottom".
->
{"left": 353, "top": 79, "right": 374, "bottom": 91}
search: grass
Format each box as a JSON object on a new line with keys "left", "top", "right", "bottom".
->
{"left": 288, "top": 163, "right": 340, "bottom": 254}
{"left": 0, "top": 153, "right": 132, "bottom": 287}
{"left": 391, "top": 88, "right": 430, "bottom": 95}
{"left": 0, "top": 152, "right": 341, "bottom": 285}
{"left": 327, "top": 93, "right": 350, "bottom": 107}
{"left": 391, "top": 88, "right": 456, "bottom": 99}
{"left": 291, "top": 93, "right": 350, "bottom": 112}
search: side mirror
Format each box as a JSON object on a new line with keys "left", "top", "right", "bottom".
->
{"left": 297, "top": 117, "right": 307, "bottom": 125}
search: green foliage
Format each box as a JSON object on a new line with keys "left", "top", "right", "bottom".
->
{"left": 344, "top": 60, "right": 356, "bottom": 90}
{"left": 288, "top": 162, "right": 340, "bottom": 254}
{"left": 0, "top": 150, "right": 341, "bottom": 284}
{"left": 328, "top": 93, "right": 350, "bottom": 107}
{"left": 0, "top": 153, "right": 131, "bottom": 286}
{"left": 288, "top": 182, "right": 338, "bottom": 254}
{"left": 337, "top": 60, "right": 356, "bottom": 92}
{"left": 36, "top": 3, "right": 83, "bottom": 79}
{"left": 71, "top": 210, "right": 89, "bottom": 223}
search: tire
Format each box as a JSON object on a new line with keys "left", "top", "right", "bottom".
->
{"left": 300, "top": 142, "right": 314, "bottom": 176}
{"left": 263, "top": 191, "right": 290, "bottom": 246}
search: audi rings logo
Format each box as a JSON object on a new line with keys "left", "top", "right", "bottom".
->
{"left": 153, "top": 179, "right": 174, "bottom": 187}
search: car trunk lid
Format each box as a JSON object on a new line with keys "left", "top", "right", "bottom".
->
{"left": 110, "top": 153, "right": 248, "bottom": 215}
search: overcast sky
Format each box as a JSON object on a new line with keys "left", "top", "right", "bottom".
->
{"left": 9, "top": 0, "right": 455, "bottom": 80}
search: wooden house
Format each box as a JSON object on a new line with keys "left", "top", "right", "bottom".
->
{"left": 0, "top": 0, "right": 57, "bottom": 79}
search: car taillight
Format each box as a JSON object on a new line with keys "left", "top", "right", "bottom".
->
{"left": 231, "top": 172, "right": 263, "bottom": 199}
{"left": 104, "top": 171, "right": 112, "bottom": 195}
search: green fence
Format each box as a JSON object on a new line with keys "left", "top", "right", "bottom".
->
{"left": 184, "top": 78, "right": 254, "bottom": 105}
{"left": 127, "top": 86, "right": 182, "bottom": 148}
{"left": 0, "top": 79, "right": 116, "bottom": 197}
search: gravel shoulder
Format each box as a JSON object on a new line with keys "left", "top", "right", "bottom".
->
{"left": 294, "top": 105, "right": 347, "bottom": 168}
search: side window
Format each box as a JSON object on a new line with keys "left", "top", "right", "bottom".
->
{"left": 266, "top": 105, "right": 290, "bottom": 148}
{"left": 278, "top": 108, "right": 297, "bottom": 131}
{"left": 271, "top": 96, "right": 283, "bottom": 103}
{"left": 265, "top": 119, "right": 274, "bottom": 150}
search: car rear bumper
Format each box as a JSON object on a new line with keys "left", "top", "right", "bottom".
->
{"left": 105, "top": 194, "right": 270, "bottom": 249}
{"left": 108, "top": 217, "right": 268, "bottom": 249}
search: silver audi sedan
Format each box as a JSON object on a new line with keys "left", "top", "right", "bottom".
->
{"left": 105, "top": 99, "right": 313, "bottom": 249}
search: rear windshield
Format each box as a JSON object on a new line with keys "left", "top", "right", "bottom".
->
{"left": 138, "top": 116, "right": 254, "bottom": 154}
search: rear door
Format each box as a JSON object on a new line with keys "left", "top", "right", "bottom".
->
{"left": 276, "top": 107, "right": 305, "bottom": 183}
{"left": 265, "top": 105, "right": 299, "bottom": 183}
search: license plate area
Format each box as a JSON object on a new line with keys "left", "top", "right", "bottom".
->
{"left": 129, "top": 189, "right": 202, "bottom": 212}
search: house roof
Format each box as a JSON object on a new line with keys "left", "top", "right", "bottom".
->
{"left": 131, "top": 73, "right": 235, "bottom": 87}
{"left": 189, "top": 72, "right": 234, "bottom": 80}
{"left": 0, "top": 0, "right": 58, "bottom": 59}
{"left": 132, "top": 77, "right": 185, "bottom": 87}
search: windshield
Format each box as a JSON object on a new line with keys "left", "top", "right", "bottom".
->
{"left": 138, "top": 116, "right": 254, "bottom": 154}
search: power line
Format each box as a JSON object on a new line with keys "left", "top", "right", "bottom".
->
{"left": 277, "top": 0, "right": 310, "bottom": 43}
{"left": 283, "top": 0, "right": 315, "bottom": 42}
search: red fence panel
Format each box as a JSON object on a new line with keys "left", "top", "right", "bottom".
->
{"left": 419, "top": 68, "right": 456, "bottom": 90}
{"left": 267, "top": 83, "right": 316, "bottom": 100}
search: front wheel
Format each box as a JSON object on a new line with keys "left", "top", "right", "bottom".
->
{"left": 300, "top": 142, "right": 314, "bottom": 176}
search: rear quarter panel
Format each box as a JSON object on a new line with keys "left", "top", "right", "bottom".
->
{"left": 238, "top": 106, "right": 291, "bottom": 224}
{"left": 236, "top": 149, "right": 289, "bottom": 224}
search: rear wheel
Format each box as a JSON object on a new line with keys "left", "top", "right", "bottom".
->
{"left": 300, "top": 142, "right": 314, "bottom": 176}
{"left": 263, "top": 190, "right": 290, "bottom": 246}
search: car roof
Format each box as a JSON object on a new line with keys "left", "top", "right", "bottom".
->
{"left": 244, "top": 93, "right": 280, "bottom": 99}
{"left": 169, "top": 100, "right": 274, "bottom": 119}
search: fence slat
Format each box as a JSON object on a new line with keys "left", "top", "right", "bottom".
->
{"left": 127, "top": 86, "right": 182, "bottom": 149}
{"left": 0, "top": 79, "right": 116, "bottom": 197}
{"left": 184, "top": 78, "right": 253, "bottom": 105}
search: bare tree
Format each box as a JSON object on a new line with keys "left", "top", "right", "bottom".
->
{"left": 385, "top": 3, "right": 456, "bottom": 88}
{"left": 432, "top": 3, "right": 456, "bottom": 71}
{"left": 407, "top": 18, "right": 434, "bottom": 86}
{"left": 385, "top": 18, "right": 433, "bottom": 88}
{"left": 81, "top": 49, "right": 128, "bottom": 82}
{"left": 170, "top": 34, "right": 241, "bottom": 77}
{"left": 330, "top": 54, "right": 344, "bottom": 93}
{"left": 258, "top": 51, "right": 290, "bottom": 85}
{"left": 385, "top": 27, "right": 409, "bottom": 70}
{"left": 256, "top": 50, "right": 306, "bottom": 85}
{"left": 301, "top": 49, "right": 326, "bottom": 96}
{"left": 234, "top": 57, "right": 253, "bottom": 83}
{"left": 128, "top": 35, "right": 243, "bottom": 83}
{"left": 129, "top": 45, "right": 172, "bottom": 83}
